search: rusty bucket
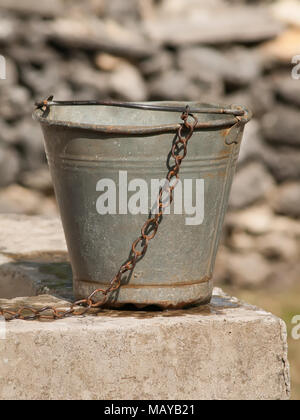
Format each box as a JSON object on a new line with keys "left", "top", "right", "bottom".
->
{"left": 34, "top": 100, "right": 251, "bottom": 309}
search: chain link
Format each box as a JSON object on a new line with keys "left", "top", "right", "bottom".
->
{"left": 0, "top": 107, "right": 198, "bottom": 321}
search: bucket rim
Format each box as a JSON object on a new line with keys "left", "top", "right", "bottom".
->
{"left": 33, "top": 101, "right": 252, "bottom": 135}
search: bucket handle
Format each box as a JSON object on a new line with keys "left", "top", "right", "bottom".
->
{"left": 36, "top": 96, "right": 245, "bottom": 116}
{"left": 34, "top": 97, "right": 252, "bottom": 135}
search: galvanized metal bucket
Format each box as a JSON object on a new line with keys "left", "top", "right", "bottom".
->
{"left": 34, "top": 100, "right": 251, "bottom": 309}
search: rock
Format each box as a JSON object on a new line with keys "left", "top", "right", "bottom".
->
{"left": 248, "top": 77, "right": 275, "bottom": 116}
{"left": 255, "top": 232, "right": 299, "bottom": 262}
{"left": 20, "top": 168, "right": 53, "bottom": 194}
{"left": 0, "top": 119, "right": 19, "bottom": 145}
{"left": 0, "top": 85, "right": 31, "bottom": 120}
{"left": 270, "top": 182, "right": 300, "bottom": 219}
{"left": 225, "top": 90, "right": 252, "bottom": 112}
{"left": 226, "top": 205, "right": 275, "bottom": 235}
{"left": 0, "top": 14, "right": 19, "bottom": 44}
{"left": 271, "top": 214, "right": 300, "bottom": 237}
{"left": 271, "top": 0, "right": 300, "bottom": 28}
{"left": 69, "top": 85, "right": 107, "bottom": 101}
{"left": 145, "top": 6, "right": 284, "bottom": 46}
{"left": 0, "top": 184, "right": 57, "bottom": 216}
{"left": 268, "top": 261, "right": 300, "bottom": 290}
{"left": 109, "top": 63, "right": 148, "bottom": 101}
{"left": 213, "top": 245, "right": 231, "bottom": 285}
{"left": 177, "top": 47, "right": 228, "bottom": 86}
{"left": 149, "top": 70, "right": 195, "bottom": 101}
{"left": 0, "top": 214, "right": 68, "bottom": 298}
{"left": 225, "top": 47, "right": 263, "bottom": 86}
{"left": 262, "top": 145, "right": 300, "bottom": 182}
{"left": 137, "top": 0, "right": 158, "bottom": 21}
{"left": 38, "top": 197, "right": 58, "bottom": 216}
{"left": 226, "top": 211, "right": 300, "bottom": 261}
{"left": 262, "top": 105, "right": 300, "bottom": 147}
{"left": 0, "top": 146, "right": 20, "bottom": 188}
{"left": 178, "top": 45, "right": 262, "bottom": 89}
{"left": 21, "top": 61, "right": 68, "bottom": 97}
{"left": 0, "top": 286, "right": 290, "bottom": 400}
{"left": 20, "top": 19, "right": 49, "bottom": 47}
{"left": 0, "top": 294, "right": 71, "bottom": 310}
{"left": 42, "top": 83, "right": 73, "bottom": 103}
{"left": 9, "top": 43, "right": 59, "bottom": 67}
{"left": 13, "top": 118, "right": 45, "bottom": 171}
{"left": 48, "top": 18, "right": 157, "bottom": 59}
{"left": 0, "top": 185, "right": 44, "bottom": 215}
{"left": 238, "top": 120, "right": 266, "bottom": 165}
{"left": 140, "top": 51, "right": 174, "bottom": 77}
{"left": 273, "top": 75, "right": 300, "bottom": 107}
{"left": 0, "top": 57, "right": 18, "bottom": 86}
{"left": 228, "top": 232, "right": 256, "bottom": 252}
{"left": 225, "top": 78, "right": 275, "bottom": 118}
{"left": 156, "top": 0, "right": 224, "bottom": 17}
{"left": 0, "top": 213, "right": 66, "bottom": 255}
{"left": 260, "top": 28, "right": 300, "bottom": 63}
{"left": 90, "top": 1, "right": 108, "bottom": 16}
{"left": 149, "top": 70, "right": 222, "bottom": 101}
{"left": 67, "top": 60, "right": 109, "bottom": 98}
{"left": 217, "top": 207, "right": 300, "bottom": 288}
{"left": 229, "top": 162, "right": 275, "bottom": 210}
{"left": 226, "top": 203, "right": 300, "bottom": 240}
{"left": 0, "top": 0, "right": 65, "bottom": 17}
{"left": 95, "top": 53, "right": 125, "bottom": 72}
{"left": 103, "top": 0, "right": 140, "bottom": 23}
{"left": 0, "top": 258, "right": 70, "bottom": 299}
{"left": 228, "top": 252, "right": 273, "bottom": 288}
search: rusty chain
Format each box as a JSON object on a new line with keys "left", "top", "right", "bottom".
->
{"left": 0, "top": 106, "right": 198, "bottom": 321}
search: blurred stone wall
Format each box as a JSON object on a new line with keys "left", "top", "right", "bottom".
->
{"left": 0, "top": 0, "right": 299, "bottom": 289}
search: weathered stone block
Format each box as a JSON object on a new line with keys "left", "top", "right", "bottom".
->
{"left": 0, "top": 289, "right": 290, "bottom": 400}
{"left": 0, "top": 215, "right": 290, "bottom": 400}
{"left": 0, "top": 214, "right": 71, "bottom": 299}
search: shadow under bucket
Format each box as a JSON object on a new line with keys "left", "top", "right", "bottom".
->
{"left": 33, "top": 101, "right": 251, "bottom": 309}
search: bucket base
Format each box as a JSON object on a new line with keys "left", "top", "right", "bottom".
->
{"left": 74, "top": 278, "right": 213, "bottom": 309}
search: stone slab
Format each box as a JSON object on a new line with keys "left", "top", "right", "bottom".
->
{"left": 0, "top": 215, "right": 291, "bottom": 399}
{"left": 0, "top": 214, "right": 71, "bottom": 299}
{"left": 0, "top": 288, "right": 290, "bottom": 400}
{"left": 145, "top": 6, "right": 284, "bottom": 46}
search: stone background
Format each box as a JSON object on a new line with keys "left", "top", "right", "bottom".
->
{"left": 0, "top": 0, "right": 299, "bottom": 398}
